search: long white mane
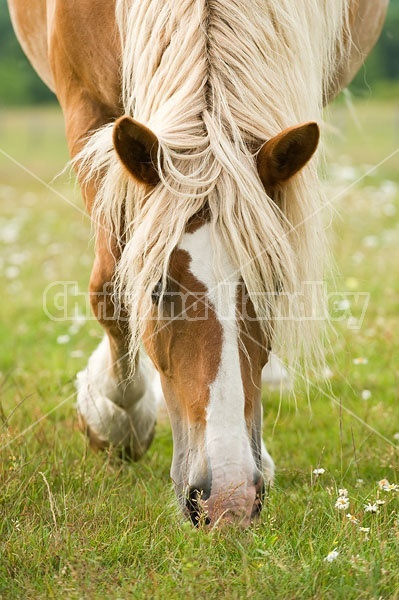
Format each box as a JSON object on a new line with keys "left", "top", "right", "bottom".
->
{"left": 77, "top": 0, "right": 350, "bottom": 370}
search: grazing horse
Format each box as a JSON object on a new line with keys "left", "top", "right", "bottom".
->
{"left": 8, "top": 0, "right": 387, "bottom": 527}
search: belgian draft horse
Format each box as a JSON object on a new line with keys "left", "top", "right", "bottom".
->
{"left": 8, "top": 0, "right": 387, "bottom": 527}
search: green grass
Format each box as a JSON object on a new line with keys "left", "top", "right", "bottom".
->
{"left": 0, "top": 99, "right": 398, "bottom": 599}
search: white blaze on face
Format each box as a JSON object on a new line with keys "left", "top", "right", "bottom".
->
{"left": 179, "top": 223, "right": 257, "bottom": 500}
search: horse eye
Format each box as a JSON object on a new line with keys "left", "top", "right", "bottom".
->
{"left": 151, "top": 280, "right": 163, "bottom": 305}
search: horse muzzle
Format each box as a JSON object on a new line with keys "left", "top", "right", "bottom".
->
{"left": 185, "top": 473, "right": 265, "bottom": 528}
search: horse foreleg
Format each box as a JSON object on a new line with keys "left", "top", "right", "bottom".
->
{"left": 60, "top": 98, "right": 159, "bottom": 460}
{"left": 76, "top": 230, "right": 160, "bottom": 459}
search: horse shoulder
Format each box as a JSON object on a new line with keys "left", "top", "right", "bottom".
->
{"left": 47, "top": 1, "right": 121, "bottom": 110}
{"left": 10, "top": 0, "right": 122, "bottom": 159}
{"left": 326, "top": 0, "right": 389, "bottom": 103}
{"left": 8, "top": 0, "right": 55, "bottom": 90}
{"left": 349, "top": 0, "right": 389, "bottom": 67}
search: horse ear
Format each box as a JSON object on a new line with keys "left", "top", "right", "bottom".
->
{"left": 113, "top": 116, "right": 160, "bottom": 185}
{"left": 257, "top": 122, "right": 320, "bottom": 190}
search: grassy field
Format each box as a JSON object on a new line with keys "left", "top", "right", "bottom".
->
{"left": 0, "top": 96, "right": 398, "bottom": 599}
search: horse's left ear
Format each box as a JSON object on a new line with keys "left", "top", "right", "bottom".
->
{"left": 257, "top": 122, "right": 320, "bottom": 190}
{"left": 113, "top": 116, "right": 160, "bottom": 185}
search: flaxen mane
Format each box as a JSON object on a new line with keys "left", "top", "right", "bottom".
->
{"left": 76, "top": 0, "right": 350, "bottom": 370}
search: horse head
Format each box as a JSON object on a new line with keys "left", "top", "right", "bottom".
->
{"left": 112, "top": 115, "right": 319, "bottom": 527}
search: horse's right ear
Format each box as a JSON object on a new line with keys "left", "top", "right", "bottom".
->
{"left": 257, "top": 122, "right": 320, "bottom": 191}
{"left": 113, "top": 116, "right": 160, "bottom": 186}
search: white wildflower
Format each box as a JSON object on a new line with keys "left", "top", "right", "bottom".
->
{"left": 346, "top": 513, "right": 358, "bottom": 524}
{"left": 353, "top": 357, "right": 368, "bottom": 365}
{"left": 335, "top": 299, "right": 350, "bottom": 311}
{"left": 359, "top": 527, "right": 370, "bottom": 533}
{"left": 378, "top": 478, "right": 390, "bottom": 490}
{"left": 68, "top": 313, "right": 87, "bottom": 335}
{"left": 338, "top": 488, "right": 348, "bottom": 497}
{"left": 347, "top": 317, "right": 359, "bottom": 328}
{"left": 383, "top": 484, "right": 399, "bottom": 492}
{"left": 313, "top": 468, "right": 325, "bottom": 476}
{"left": 361, "top": 390, "right": 371, "bottom": 400}
{"left": 5, "top": 266, "right": 20, "bottom": 279}
{"left": 324, "top": 549, "right": 339, "bottom": 563}
{"left": 57, "top": 334, "right": 70, "bottom": 345}
{"left": 12, "top": 518, "right": 21, "bottom": 531}
{"left": 335, "top": 497, "right": 350, "bottom": 510}
{"left": 362, "top": 235, "right": 379, "bottom": 248}
{"left": 364, "top": 503, "right": 379, "bottom": 513}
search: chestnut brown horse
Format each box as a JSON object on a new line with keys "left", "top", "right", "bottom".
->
{"left": 8, "top": 0, "right": 387, "bottom": 527}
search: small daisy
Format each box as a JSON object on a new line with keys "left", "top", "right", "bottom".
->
{"left": 5, "top": 266, "right": 20, "bottom": 280}
{"left": 378, "top": 478, "right": 390, "bottom": 490}
{"left": 335, "top": 496, "right": 350, "bottom": 510}
{"left": 11, "top": 518, "right": 21, "bottom": 531}
{"left": 57, "top": 334, "right": 71, "bottom": 345}
{"left": 364, "top": 502, "right": 379, "bottom": 513}
{"left": 383, "top": 483, "right": 399, "bottom": 492}
{"left": 335, "top": 299, "right": 350, "bottom": 311}
{"left": 375, "top": 499, "right": 385, "bottom": 506}
{"left": 359, "top": 527, "right": 370, "bottom": 533}
{"left": 355, "top": 479, "right": 364, "bottom": 488}
{"left": 346, "top": 513, "right": 358, "bottom": 524}
{"left": 353, "top": 357, "right": 368, "bottom": 365}
{"left": 361, "top": 390, "right": 371, "bottom": 400}
{"left": 338, "top": 488, "right": 348, "bottom": 497}
{"left": 393, "top": 433, "right": 399, "bottom": 442}
{"left": 313, "top": 468, "right": 325, "bottom": 476}
{"left": 324, "top": 549, "right": 339, "bottom": 563}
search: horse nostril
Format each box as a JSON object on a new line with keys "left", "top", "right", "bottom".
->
{"left": 186, "top": 487, "right": 211, "bottom": 527}
{"left": 251, "top": 476, "right": 266, "bottom": 518}
{"left": 251, "top": 492, "right": 263, "bottom": 518}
